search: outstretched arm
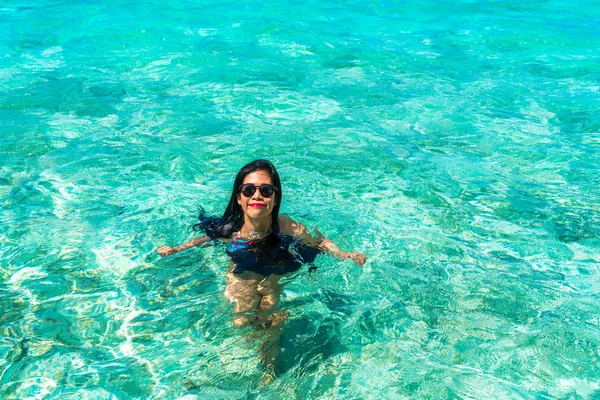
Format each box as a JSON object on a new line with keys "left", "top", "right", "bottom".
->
{"left": 157, "top": 235, "right": 212, "bottom": 257}
{"left": 278, "top": 215, "right": 366, "bottom": 265}
{"left": 316, "top": 236, "right": 366, "bottom": 265}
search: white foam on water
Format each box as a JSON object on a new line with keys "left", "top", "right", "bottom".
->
{"left": 566, "top": 243, "right": 600, "bottom": 262}
{"left": 257, "top": 36, "right": 314, "bottom": 57}
{"left": 69, "top": 353, "right": 86, "bottom": 370}
{"left": 410, "top": 50, "right": 441, "bottom": 58}
{"left": 404, "top": 320, "right": 430, "bottom": 344}
{"left": 473, "top": 216, "right": 539, "bottom": 236}
{"left": 0, "top": 66, "right": 20, "bottom": 81}
{"left": 333, "top": 67, "right": 365, "bottom": 84}
{"left": 181, "top": 81, "right": 344, "bottom": 126}
{"left": 91, "top": 236, "right": 145, "bottom": 278}
{"left": 126, "top": 105, "right": 173, "bottom": 132}
{"left": 15, "top": 377, "right": 57, "bottom": 399}
{"left": 165, "top": 82, "right": 217, "bottom": 97}
{"left": 46, "top": 112, "right": 92, "bottom": 140}
{"left": 41, "top": 46, "right": 62, "bottom": 57}
{"left": 39, "top": 170, "right": 81, "bottom": 219}
{"left": 241, "top": 89, "right": 342, "bottom": 125}
{"left": 454, "top": 374, "right": 525, "bottom": 399}
{"left": 96, "top": 114, "right": 119, "bottom": 128}
{"left": 131, "top": 55, "right": 183, "bottom": 81}
{"left": 197, "top": 28, "right": 217, "bottom": 37}
{"left": 66, "top": 388, "right": 118, "bottom": 399}
{"left": 281, "top": 43, "right": 314, "bottom": 57}
{"left": 553, "top": 377, "right": 600, "bottom": 398}
{"left": 39, "top": 170, "right": 77, "bottom": 200}
{"left": 8, "top": 266, "right": 47, "bottom": 285}
{"left": 21, "top": 51, "right": 64, "bottom": 70}
{"left": 145, "top": 58, "right": 174, "bottom": 68}
{"left": 106, "top": 293, "right": 166, "bottom": 396}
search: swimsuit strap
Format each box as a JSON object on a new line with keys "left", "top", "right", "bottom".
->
{"left": 226, "top": 232, "right": 255, "bottom": 254}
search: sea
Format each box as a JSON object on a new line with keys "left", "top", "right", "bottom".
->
{"left": 1, "top": 0, "right": 599, "bottom": 398}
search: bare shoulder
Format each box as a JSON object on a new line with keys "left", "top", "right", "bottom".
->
{"left": 278, "top": 214, "right": 295, "bottom": 226}
{"left": 278, "top": 214, "right": 308, "bottom": 236}
{"left": 278, "top": 214, "right": 295, "bottom": 234}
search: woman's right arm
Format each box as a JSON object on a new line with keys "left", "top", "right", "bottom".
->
{"left": 157, "top": 235, "right": 212, "bottom": 257}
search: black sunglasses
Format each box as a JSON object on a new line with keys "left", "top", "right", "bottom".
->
{"left": 239, "top": 183, "right": 277, "bottom": 198}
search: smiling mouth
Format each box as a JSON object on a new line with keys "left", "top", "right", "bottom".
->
{"left": 248, "top": 204, "right": 265, "bottom": 208}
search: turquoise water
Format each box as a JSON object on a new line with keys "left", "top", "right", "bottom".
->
{"left": 1, "top": 0, "right": 600, "bottom": 398}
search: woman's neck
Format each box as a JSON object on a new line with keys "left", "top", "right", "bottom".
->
{"left": 240, "top": 216, "right": 271, "bottom": 236}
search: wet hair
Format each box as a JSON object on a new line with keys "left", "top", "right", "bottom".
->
{"left": 193, "top": 159, "right": 282, "bottom": 239}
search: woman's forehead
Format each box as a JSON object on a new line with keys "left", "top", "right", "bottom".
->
{"left": 242, "top": 170, "right": 272, "bottom": 184}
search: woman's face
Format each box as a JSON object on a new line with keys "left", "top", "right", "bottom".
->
{"left": 237, "top": 170, "right": 277, "bottom": 223}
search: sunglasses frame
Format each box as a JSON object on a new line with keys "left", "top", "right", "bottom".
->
{"left": 239, "top": 183, "right": 277, "bottom": 198}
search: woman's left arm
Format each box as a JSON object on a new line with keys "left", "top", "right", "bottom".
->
{"left": 278, "top": 215, "right": 366, "bottom": 265}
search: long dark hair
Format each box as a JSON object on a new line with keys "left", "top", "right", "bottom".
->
{"left": 193, "top": 159, "right": 282, "bottom": 239}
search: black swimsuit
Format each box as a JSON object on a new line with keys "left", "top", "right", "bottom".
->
{"left": 226, "top": 232, "right": 321, "bottom": 276}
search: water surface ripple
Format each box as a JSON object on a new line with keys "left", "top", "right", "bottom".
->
{"left": 1, "top": 0, "right": 599, "bottom": 398}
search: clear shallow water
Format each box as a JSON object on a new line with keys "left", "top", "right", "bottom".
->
{"left": 1, "top": 0, "right": 599, "bottom": 398}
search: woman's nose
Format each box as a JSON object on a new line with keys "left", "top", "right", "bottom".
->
{"left": 251, "top": 189, "right": 262, "bottom": 200}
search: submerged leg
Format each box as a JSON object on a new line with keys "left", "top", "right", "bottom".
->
{"left": 254, "top": 275, "right": 290, "bottom": 383}
{"left": 257, "top": 277, "right": 282, "bottom": 308}
{"left": 225, "top": 271, "right": 292, "bottom": 383}
{"left": 225, "top": 271, "right": 263, "bottom": 327}
{"left": 255, "top": 275, "right": 286, "bottom": 327}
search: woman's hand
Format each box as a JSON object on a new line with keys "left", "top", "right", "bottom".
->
{"left": 157, "top": 246, "right": 176, "bottom": 257}
{"left": 341, "top": 252, "right": 366, "bottom": 266}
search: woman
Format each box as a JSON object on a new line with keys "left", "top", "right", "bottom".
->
{"left": 157, "top": 159, "right": 365, "bottom": 379}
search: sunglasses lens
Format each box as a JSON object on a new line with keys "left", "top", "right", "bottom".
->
{"left": 259, "top": 185, "right": 275, "bottom": 198}
{"left": 240, "top": 184, "right": 256, "bottom": 197}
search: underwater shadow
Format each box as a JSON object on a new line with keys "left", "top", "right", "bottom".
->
{"left": 277, "top": 289, "right": 360, "bottom": 376}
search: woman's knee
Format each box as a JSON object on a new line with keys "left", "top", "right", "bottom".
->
{"left": 233, "top": 314, "right": 254, "bottom": 328}
{"left": 257, "top": 283, "right": 282, "bottom": 311}
{"left": 258, "top": 294, "right": 279, "bottom": 311}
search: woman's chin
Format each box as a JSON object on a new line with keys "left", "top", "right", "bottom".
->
{"left": 246, "top": 208, "right": 271, "bottom": 219}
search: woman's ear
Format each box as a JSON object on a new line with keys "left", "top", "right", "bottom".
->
{"left": 237, "top": 193, "right": 242, "bottom": 206}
